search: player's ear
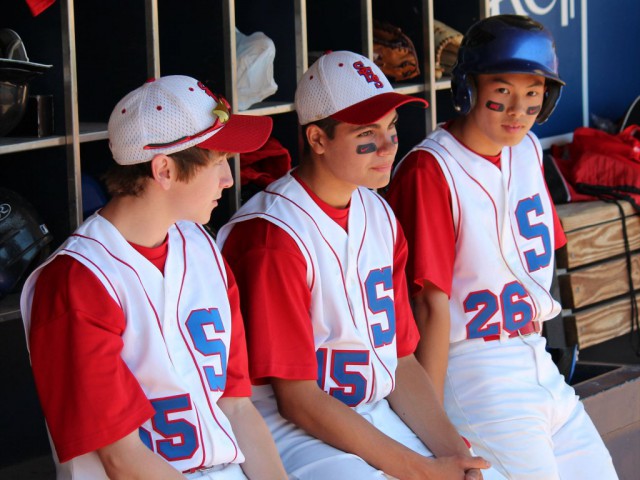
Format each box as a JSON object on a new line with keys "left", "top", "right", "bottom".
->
{"left": 306, "top": 124, "right": 327, "bottom": 155}
{"left": 150, "top": 154, "right": 173, "bottom": 190}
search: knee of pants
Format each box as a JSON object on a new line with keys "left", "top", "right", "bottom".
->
{"left": 287, "top": 453, "right": 388, "bottom": 480}
{"left": 449, "top": 421, "right": 561, "bottom": 480}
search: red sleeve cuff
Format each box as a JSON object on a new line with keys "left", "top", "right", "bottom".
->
{"left": 55, "top": 402, "right": 154, "bottom": 463}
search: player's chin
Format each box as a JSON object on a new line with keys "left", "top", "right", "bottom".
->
{"left": 192, "top": 209, "right": 214, "bottom": 225}
{"left": 500, "top": 131, "right": 528, "bottom": 147}
{"left": 366, "top": 170, "right": 393, "bottom": 189}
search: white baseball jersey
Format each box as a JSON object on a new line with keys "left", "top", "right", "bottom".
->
{"left": 403, "top": 128, "right": 561, "bottom": 343}
{"left": 218, "top": 173, "right": 399, "bottom": 407}
{"left": 395, "top": 127, "right": 618, "bottom": 479}
{"left": 21, "top": 214, "right": 244, "bottom": 478}
{"left": 218, "top": 174, "right": 514, "bottom": 480}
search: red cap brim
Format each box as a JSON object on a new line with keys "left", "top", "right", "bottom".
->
{"left": 330, "top": 92, "right": 428, "bottom": 125}
{"left": 198, "top": 113, "right": 273, "bottom": 153}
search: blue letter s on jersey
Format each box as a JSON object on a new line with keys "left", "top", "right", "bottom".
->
{"left": 365, "top": 267, "right": 396, "bottom": 347}
{"left": 186, "top": 308, "right": 227, "bottom": 392}
{"left": 515, "top": 194, "right": 551, "bottom": 272}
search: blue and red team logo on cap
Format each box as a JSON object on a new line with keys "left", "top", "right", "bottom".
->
{"left": 353, "top": 61, "right": 384, "bottom": 88}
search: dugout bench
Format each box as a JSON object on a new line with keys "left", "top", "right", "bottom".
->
{"left": 554, "top": 199, "right": 640, "bottom": 480}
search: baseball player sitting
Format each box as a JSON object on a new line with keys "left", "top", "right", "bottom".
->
{"left": 20, "top": 76, "right": 287, "bottom": 480}
{"left": 386, "top": 15, "right": 618, "bottom": 480}
{"left": 218, "top": 50, "right": 505, "bottom": 480}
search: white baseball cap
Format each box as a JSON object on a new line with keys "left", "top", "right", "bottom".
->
{"left": 108, "top": 75, "right": 273, "bottom": 165}
{"left": 294, "top": 50, "right": 428, "bottom": 126}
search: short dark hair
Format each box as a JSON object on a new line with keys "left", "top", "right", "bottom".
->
{"left": 301, "top": 117, "right": 340, "bottom": 156}
{"left": 103, "top": 146, "right": 214, "bottom": 197}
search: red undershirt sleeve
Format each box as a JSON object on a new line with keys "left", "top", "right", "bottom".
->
{"left": 392, "top": 221, "right": 421, "bottom": 358}
{"left": 551, "top": 199, "right": 567, "bottom": 249}
{"left": 221, "top": 218, "right": 317, "bottom": 384}
{"left": 541, "top": 158, "right": 568, "bottom": 250}
{"left": 386, "top": 150, "right": 457, "bottom": 298}
{"left": 220, "top": 260, "right": 252, "bottom": 397}
{"left": 388, "top": 150, "right": 566, "bottom": 301}
{"left": 28, "top": 255, "right": 154, "bottom": 463}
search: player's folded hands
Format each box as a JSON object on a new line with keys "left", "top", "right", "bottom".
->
{"left": 399, "top": 453, "right": 490, "bottom": 480}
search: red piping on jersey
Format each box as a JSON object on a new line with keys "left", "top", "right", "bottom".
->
{"left": 230, "top": 211, "right": 317, "bottom": 292}
{"left": 356, "top": 192, "right": 382, "bottom": 403}
{"left": 443, "top": 140, "right": 540, "bottom": 332}
{"left": 422, "top": 146, "right": 462, "bottom": 242}
{"left": 370, "top": 368, "right": 377, "bottom": 402}
{"left": 174, "top": 226, "right": 208, "bottom": 469}
{"left": 356, "top": 190, "right": 396, "bottom": 398}
{"left": 262, "top": 188, "right": 357, "bottom": 328}
{"left": 61, "top": 248, "right": 124, "bottom": 309}
{"left": 174, "top": 224, "right": 239, "bottom": 466}
{"left": 505, "top": 137, "right": 555, "bottom": 315}
{"left": 196, "top": 223, "right": 228, "bottom": 290}
{"left": 70, "top": 233, "right": 164, "bottom": 335}
{"left": 371, "top": 191, "right": 397, "bottom": 243}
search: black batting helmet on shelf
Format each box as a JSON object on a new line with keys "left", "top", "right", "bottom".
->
{"left": 0, "top": 188, "right": 53, "bottom": 299}
{"left": 0, "top": 28, "right": 52, "bottom": 136}
{"left": 451, "top": 14, "right": 565, "bottom": 124}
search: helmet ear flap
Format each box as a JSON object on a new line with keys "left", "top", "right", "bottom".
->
{"left": 452, "top": 72, "right": 476, "bottom": 115}
{"left": 467, "top": 77, "right": 477, "bottom": 112}
{"left": 536, "top": 82, "right": 562, "bottom": 124}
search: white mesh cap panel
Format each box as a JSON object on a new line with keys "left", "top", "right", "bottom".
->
{"left": 107, "top": 76, "right": 221, "bottom": 165}
{"left": 294, "top": 51, "right": 394, "bottom": 125}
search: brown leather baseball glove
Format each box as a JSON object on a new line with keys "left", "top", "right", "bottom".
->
{"left": 373, "top": 20, "right": 420, "bottom": 82}
{"left": 433, "top": 20, "right": 463, "bottom": 80}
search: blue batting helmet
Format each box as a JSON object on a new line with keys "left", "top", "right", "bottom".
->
{"left": 451, "top": 14, "right": 565, "bottom": 124}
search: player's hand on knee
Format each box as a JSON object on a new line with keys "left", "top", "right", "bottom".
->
{"left": 433, "top": 454, "right": 490, "bottom": 480}
{"left": 460, "top": 454, "right": 491, "bottom": 472}
{"left": 464, "top": 467, "right": 484, "bottom": 480}
{"left": 399, "top": 450, "right": 490, "bottom": 479}
{"left": 399, "top": 454, "right": 487, "bottom": 480}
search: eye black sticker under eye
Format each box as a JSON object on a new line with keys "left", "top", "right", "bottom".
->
{"left": 486, "top": 100, "right": 505, "bottom": 112}
{"left": 391, "top": 134, "right": 398, "bottom": 145}
{"left": 527, "top": 105, "right": 542, "bottom": 115}
{"left": 356, "top": 143, "right": 377, "bottom": 154}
